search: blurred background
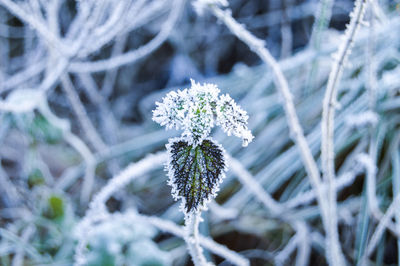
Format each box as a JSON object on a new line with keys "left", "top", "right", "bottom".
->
{"left": 0, "top": 0, "right": 400, "bottom": 265}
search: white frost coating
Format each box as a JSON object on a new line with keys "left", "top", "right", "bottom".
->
{"left": 152, "top": 89, "right": 189, "bottom": 130}
{"left": 345, "top": 111, "right": 378, "bottom": 128}
{"left": 74, "top": 152, "right": 167, "bottom": 265}
{"left": 216, "top": 94, "right": 254, "bottom": 147}
{"left": 152, "top": 79, "right": 253, "bottom": 147}
{"left": 154, "top": 79, "right": 251, "bottom": 265}
{"left": 193, "top": 0, "right": 228, "bottom": 15}
{"left": 0, "top": 89, "right": 45, "bottom": 113}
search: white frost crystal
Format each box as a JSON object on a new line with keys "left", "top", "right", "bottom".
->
{"left": 152, "top": 79, "right": 253, "bottom": 147}
{"left": 216, "top": 94, "right": 254, "bottom": 147}
{"left": 152, "top": 89, "right": 188, "bottom": 130}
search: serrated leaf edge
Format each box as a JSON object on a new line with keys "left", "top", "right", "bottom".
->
{"left": 165, "top": 137, "right": 228, "bottom": 214}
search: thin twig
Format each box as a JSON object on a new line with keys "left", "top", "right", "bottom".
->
{"left": 205, "top": 3, "right": 337, "bottom": 263}
{"left": 61, "top": 74, "right": 107, "bottom": 152}
{"left": 137, "top": 212, "right": 250, "bottom": 266}
{"left": 69, "top": 0, "right": 185, "bottom": 72}
{"left": 365, "top": 193, "right": 400, "bottom": 258}
{"left": 12, "top": 225, "right": 35, "bottom": 266}
{"left": 320, "top": 0, "right": 368, "bottom": 264}
{"left": 0, "top": 0, "right": 68, "bottom": 56}
{"left": 227, "top": 154, "right": 281, "bottom": 214}
{"left": 38, "top": 100, "right": 96, "bottom": 205}
{"left": 74, "top": 152, "right": 167, "bottom": 265}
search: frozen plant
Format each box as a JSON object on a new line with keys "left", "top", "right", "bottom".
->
{"left": 153, "top": 79, "right": 253, "bottom": 265}
{"left": 84, "top": 213, "right": 171, "bottom": 266}
{"left": 153, "top": 79, "right": 253, "bottom": 213}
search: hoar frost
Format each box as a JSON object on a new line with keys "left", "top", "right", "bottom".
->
{"left": 153, "top": 79, "right": 253, "bottom": 147}
{"left": 153, "top": 79, "right": 253, "bottom": 214}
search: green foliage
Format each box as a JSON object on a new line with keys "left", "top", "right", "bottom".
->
{"left": 29, "top": 114, "right": 63, "bottom": 144}
{"left": 168, "top": 138, "right": 226, "bottom": 213}
{"left": 43, "top": 194, "right": 66, "bottom": 222}
{"left": 28, "top": 168, "right": 45, "bottom": 188}
{"left": 11, "top": 113, "right": 63, "bottom": 144}
{"left": 85, "top": 216, "right": 171, "bottom": 266}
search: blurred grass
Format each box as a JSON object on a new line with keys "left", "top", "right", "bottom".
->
{"left": 0, "top": 1, "right": 400, "bottom": 265}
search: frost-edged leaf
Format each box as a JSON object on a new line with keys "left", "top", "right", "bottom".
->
{"left": 166, "top": 137, "right": 226, "bottom": 213}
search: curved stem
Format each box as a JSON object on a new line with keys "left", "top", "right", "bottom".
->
{"left": 69, "top": 0, "right": 185, "bottom": 73}
{"left": 321, "top": 1, "right": 367, "bottom": 265}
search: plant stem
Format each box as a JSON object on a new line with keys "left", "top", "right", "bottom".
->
{"left": 321, "top": 0, "right": 367, "bottom": 265}
{"left": 208, "top": 3, "right": 335, "bottom": 261}
{"left": 185, "top": 212, "right": 211, "bottom": 266}
{"left": 209, "top": 4, "right": 324, "bottom": 213}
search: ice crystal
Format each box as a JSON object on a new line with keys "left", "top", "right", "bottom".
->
{"left": 152, "top": 89, "right": 188, "bottom": 130}
{"left": 216, "top": 94, "right": 254, "bottom": 147}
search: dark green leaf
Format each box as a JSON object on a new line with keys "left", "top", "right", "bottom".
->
{"left": 166, "top": 138, "right": 226, "bottom": 213}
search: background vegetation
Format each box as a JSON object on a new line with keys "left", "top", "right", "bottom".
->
{"left": 0, "top": 0, "right": 400, "bottom": 265}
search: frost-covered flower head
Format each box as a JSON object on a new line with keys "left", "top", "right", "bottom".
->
{"left": 152, "top": 79, "right": 254, "bottom": 147}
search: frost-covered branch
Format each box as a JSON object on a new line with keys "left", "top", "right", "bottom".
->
{"left": 202, "top": 1, "right": 323, "bottom": 208}
{"left": 89, "top": 152, "right": 167, "bottom": 213}
{"left": 69, "top": 0, "right": 185, "bottom": 72}
{"left": 0, "top": 0, "right": 68, "bottom": 56}
{"left": 11, "top": 225, "right": 35, "bottom": 266}
{"left": 320, "top": 1, "right": 368, "bottom": 265}
{"left": 365, "top": 193, "right": 400, "bottom": 259}
{"left": 198, "top": 3, "right": 344, "bottom": 264}
{"left": 60, "top": 74, "right": 107, "bottom": 152}
{"left": 74, "top": 152, "right": 167, "bottom": 265}
{"left": 322, "top": 0, "right": 368, "bottom": 181}
{"left": 133, "top": 211, "right": 250, "bottom": 266}
{"left": 227, "top": 154, "right": 281, "bottom": 214}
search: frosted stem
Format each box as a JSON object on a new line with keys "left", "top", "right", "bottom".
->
{"left": 61, "top": 74, "right": 107, "bottom": 152}
{"left": 185, "top": 212, "right": 212, "bottom": 266}
{"left": 206, "top": 4, "right": 336, "bottom": 262}
{"left": 208, "top": 2, "right": 324, "bottom": 213}
{"left": 321, "top": 0, "right": 368, "bottom": 265}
